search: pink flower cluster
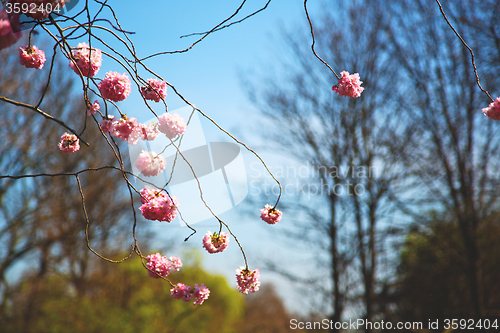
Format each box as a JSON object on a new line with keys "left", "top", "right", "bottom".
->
{"left": 202, "top": 231, "right": 230, "bottom": 254}
{"left": 482, "top": 97, "right": 500, "bottom": 121}
{"left": 69, "top": 42, "right": 102, "bottom": 77}
{"left": 98, "top": 71, "right": 131, "bottom": 102}
{"left": 87, "top": 100, "right": 100, "bottom": 116}
{"left": 158, "top": 113, "right": 187, "bottom": 139}
{"left": 170, "top": 283, "right": 192, "bottom": 301}
{"left": 139, "top": 188, "right": 178, "bottom": 222}
{"left": 19, "top": 45, "right": 46, "bottom": 69}
{"left": 128, "top": 123, "right": 160, "bottom": 145}
{"left": 170, "top": 283, "right": 210, "bottom": 305}
{"left": 145, "top": 253, "right": 171, "bottom": 279}
{"left": 135, "top": 151, "right": 166, "bottom": 177}
{"left": 332, "top": 71, "right": 364, "bottom": 98}
{"left": 260, "top": 204, "right": 282, "bottom": 225}
{"left": 0, "top": 10, "right": 22, "bottom": 50}
{"left": 236, "top": 267, "right": 260, "bottom": 295}
{"left": 145, "top": 253, "right": 208, "bottom": 305}
{"left": 99, "top": 116, "right": 160, "bottom": 145}
{"left": 169, "top": 256, "right": 182, "bottom": 271}
{"left": 58, "top": 132, "right": 80, "bottom": 153}
{"left": 99, "top": 115, "right": 137, "bottom": 141}
{"left": 192, "top": 283, "right": 211, "bottom": 305}
{"left": 13, "top": 0, "right": 66, "bottom": 20}
{"left": 100, "top": 115, "right": 116, "bottom": 132}
{"left": 112, "top": 117, "right": 138, "bottom": 141}
{"left": 141, "top": 78, "right": 167, "bottom": 102}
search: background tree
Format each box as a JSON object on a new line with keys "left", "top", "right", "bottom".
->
{"left": 241, "top": 284, "right": 301, "bottom": 333}
{"left": 246, "top": 0, "right": 500, "bottom": 328}
{"left": 383, "top": 0, "right": 500, "bottom": 321}
{"left": 245, "top": 1, "right": 408, "bottom": 330}
{"left": 0, "top": 254, "right": 245, "bottom": 333}
{"left": 0, "top": 39, "right": 136, "bottom": 311}
{"left": 396, "top": 212, "right": 500, "bottom": 325}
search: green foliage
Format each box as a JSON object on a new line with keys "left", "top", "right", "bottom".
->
{"left": 397, "top": 216, "right": 500, "bottom": 321}
{"left": 0, "top": 255, "right": 245, "bottom": 333}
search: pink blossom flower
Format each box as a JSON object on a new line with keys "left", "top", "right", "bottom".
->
{"left": 19, "top": 45, "right": 46, "bottom": 69}
{"left": 482, "top": 97, "right": 500, "bottom": 121}
{"left": 158, "top": 113, "right": 187, "bottom": 139}
{"left": 135, "top": 150, "right": 166, "bottom": 177}
{"left": 139, "top": 188, "right": 179, "bottom": 222}
{"left": 236, "top": 267, "right": 260, "bottom": 295}
{"left": 260, "top": 204, "right": 282, "bottom": 225}
{"left": 332, "top": 71, "right": 364, "bottom": 98}
{"left": 98, "top": 71, "right": 131, "bottom": 102}
{"left": 58, "top": 132, "right": 80, "bottom": 153}
{"left": 112, "top": 116, "right": 138, "bottom": 142}
{"left": 192, "top": 283, "right": 210, "bottom": 305}
{"left": 145, "top": 252, "right": 171, "bottom": 279}
{"left": 141, "top": 78, "right": 167, "bottom": 102}
{"left": 69, "top": 42, "right": 102, "bottom": 77}
{"left": 0, "top": 10, "right": 22, "bottom": 50}
{"left": 170, "top": 283, "right": 192, "bottom": 301}
{"left": 202, "top": 231, "right": 230, "bottom": 254}
{"left": 13, "top": 0, "right": 66, "bottom": 20}
{"left": 169, "top": 256, "right": 182, "bottom": 271}
{"left": 100, "top": 115, "right": 116, "bottom": 133}
{"left": 87, "top": 100, "right": 100, "bottom": 116}
{"left": 128, "top": 123, "right": 160, "bottom": 145}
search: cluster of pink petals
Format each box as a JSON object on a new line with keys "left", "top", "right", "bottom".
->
{"left": 170, "top": 283, "right": 210, "bottom": 305}
{"left": 141, "top": 78, "right": 167, "bottom": 102}
{"left": 58, "top": 132, "right": 80, "bottom": 153}
{"left": 19, "top": 45, "right": 45, "bottom": 69}
{"left": 482, "top": 97, "right": 500, "bottom": 121}
{"left": 135, "top": 151, "right": 166, "bottom": 177}
{"left": 112, "top": 116, "right": 138, "bottom": 141}
{"left": 192, "top": 283, "right": 210, "bottom": 305}
{"left": 236, "top": 267, "right": 260, "bottom": 295}
{"left": 128, "top": 123, "right": 160, "bottom": 145}
{"left": 139, "top": 188, "right": 178, "bottom": 222}
{"left": 145, "top": 253, "right": 171, "bottom": 279}
{"left": 169, "top": 256, "right": 182, "bottom": 271}
{"left": 69, "top": 42, "right": 102, "bottom": 77}
{"left": 260, "top": 204, "right": 282, "bottom": 225}
{"left": 158, "top": 113, "right": 187, "bottom": 139}
{"left": 99, "top": 116, "right": 159, "bottom": 146}
{"left": 332, "top": 71, "right": 364, "bottom": 98}
{"left": 0, "top": 10, "right": 22, "bottom": 50}
{"left": 171, "top": 283, "right": 192, "bottom": 301}
{"left": 98, "top": 71, "right": 131, "bottom": 102}
{"left": 14, "top": 0, "right": 66, "bottom": 20}
{"left": 87, "top": 100, "right": 100, "bottom": 116}
{"left": 100, "top": 115, "right": 115, "bottom": 132}
{"left": 202, "top": 231, "right": 230, "bottom": 254}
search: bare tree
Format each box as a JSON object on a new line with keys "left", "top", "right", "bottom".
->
{"left": 245, "top": 1, "right": 409, "bottom": 330}
{"left": 241, "top": 284, "right": 299, "bottom": 333}
{"left": 383, "top": 0, "right": 500, "bottom": 322}
{"left": 246, "top": 0, "right": 500, "bottom": 328}
{"left": 0, "top": 40, "right": 132, "bottom": 310}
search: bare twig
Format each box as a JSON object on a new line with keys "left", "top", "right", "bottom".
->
{"left": 434, "top": 0, "right": 493, "bottom": 102}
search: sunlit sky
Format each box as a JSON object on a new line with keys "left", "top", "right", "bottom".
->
{"left": 55, "top": 0, "right": 327, "bottom": 314}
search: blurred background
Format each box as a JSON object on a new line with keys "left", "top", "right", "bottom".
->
{"left": 1, "top": 0, "right": 500, "bottom": 332}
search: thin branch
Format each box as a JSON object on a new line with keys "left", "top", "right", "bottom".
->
{"left": 0, "top": 96, "right": 89, "bottom": 146}
{"left": 434, "top": 0, "right": 493, "bottom": 102}
{"left": 180, "top": 0, "right": 272, "bottom": 38}
{"left": 304, "top": 0, "right": 340, "bottom": 80}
